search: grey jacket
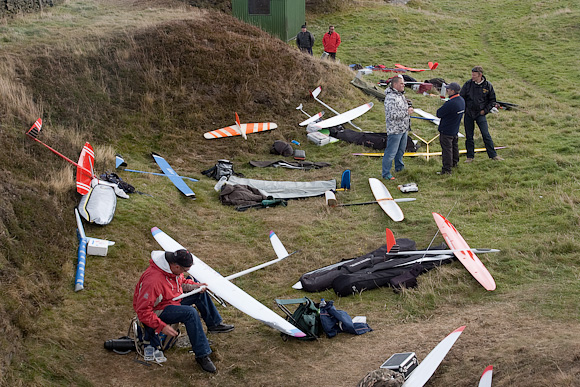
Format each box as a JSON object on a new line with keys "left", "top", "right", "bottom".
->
{"left": 384, "top": 87, "right": 411, "bottom": 135}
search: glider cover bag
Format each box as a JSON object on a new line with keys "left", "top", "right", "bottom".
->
{"left": 77, "top": 184, "right": 117, "bottom": 225}
{"left": 327, "top": 127, "right": 418, "bottom": 152}
{"left": 299, "top": 239, "right": 417, "bottom": 292}
{"left": 332, "top": 254, "right": 454, "bottom": 297}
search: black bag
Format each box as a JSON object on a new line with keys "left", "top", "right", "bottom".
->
{"left": 270, "top": 141, "right": 294, "bottom": 157}
{"left": 389, "top": 263, "right": 424, "bottom": 292}
{"left": 201, "top": 159, "right": 243, "bottom": 181}
{"left": 99, "top": 172, "right": 136, "bottom": 194}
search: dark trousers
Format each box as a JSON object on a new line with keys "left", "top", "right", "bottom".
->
{"left": 300, "top": 47, "right": 313, "bottom": 56}
{"left": 327, "top": 52, "right": 336, "bottom": 61}
{"left": 464, "top": 114, "right": 497, "bottom": 158}
{"left": 143, "top": 292, "right": 222, "bottom": 358}
{"left": 439, "top": 133, "right": 459, "bottom": 173}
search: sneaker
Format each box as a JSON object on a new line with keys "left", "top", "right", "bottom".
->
{"left": 383, "top": 174, "right": 395, "bottom": 181}
{"left": 436, "top": 171, "right": 451, "bottom": 175}
{"left": 207, "top": 323, "right": 234, "bottom": 334}
{"left": 196, "top": 356, "right": 217, "bottom": 373}
{"left": 464, "top": 158, "right": 474, "bottom": 163}
{"left": 491, "top": 156, "right": 504, "bottom": 161}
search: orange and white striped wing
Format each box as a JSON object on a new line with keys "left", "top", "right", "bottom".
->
{"left": 204, "top": 123, "right": 277, "bottom": 139}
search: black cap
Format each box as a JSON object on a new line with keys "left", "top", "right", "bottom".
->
{"left": 301, "top": 24, "right": 307, "bottom": 28}
{"left": 165, "top": 249, "right": 193, "bottom": 268}
{"left": 447, "top": 82, "right": 461, "bottom": 92}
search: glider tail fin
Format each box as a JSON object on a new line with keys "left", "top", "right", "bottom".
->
{"left": 310, "top": 86, "right": 322, "bottom": 99}
{"left": 27, "top": 118, "right": 42, "bottom": 138}
{"left": 386, "top": 228, "right": 399, "bottom": 253}
{"left": 234, "top": 112, "right": 247, "bottom": 140}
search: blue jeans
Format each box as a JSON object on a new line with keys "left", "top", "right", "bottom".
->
{"left": 464, "top": 114, "right": 497, "bottom": 159}
{"left": 144, "top": 292, "right": 222, "bottom": 358}
{"left": 382, "top": 132, "right": 407, "bottom": 178}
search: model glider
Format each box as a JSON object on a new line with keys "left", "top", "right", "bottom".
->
{"left": 151, "top": 227, "right": 305, "bottom": 338}
{"left": 203, "top": 113, "right": 277, "bottom": 140}
{"left": 394, "top": 62, "right": 439, "bottom": 72}
{"left": 432, "top": 212, "right": 496, "bottom": 291}
{"left": 413, "top": 108, "right": 440, "bottom": 126}
{"left": 309, "top": 102, "right": 374, "bottom": 130}
{"left": 26, "top": 118, "right": 96, "bottom": 192}
{"left": 352, "top": 147, "right": 506, "bottom": 158}
{"left": 76, "top": 142, "right": 95, "bottom": 195}
{"left": 324, "top": 190, "right": 416, "bottom": 208}
{"left": 291, "top": 230, "right": 454, "bottom": 290}
{"left": 310, "top": 86, "right": 368, "bottom": 131}
{"left": 296, "top": 103, "right": 325, "bottom": 126}
{"left": 479, "top": 365, "right": 494, "bottom": 387}
{"left": 115, "top": 154, "right": 198, "bottom": 182}
{"left": 402, "top": 326, "right": 465, "bottom": 387}
{"left": 369, "top": 178, "right": 405, "bottom": 222}
{"left": 74, "top": 208, "right": 115, "bottom": 292}
{"left": 151, "top": 153, "right": 196, "bottom": 198}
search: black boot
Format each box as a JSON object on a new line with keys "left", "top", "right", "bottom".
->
{"left": 207, "top": 323, "right": 234, "bottom": 334}
{"left": 196, "top": 356, "right": 217, "bottom": 373}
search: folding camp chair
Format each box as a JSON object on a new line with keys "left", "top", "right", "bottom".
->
{"left": 275, "top": 297, "right": 321, "bottom": 341}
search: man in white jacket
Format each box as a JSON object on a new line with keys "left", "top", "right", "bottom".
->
{"left": 382, "top": 75, "right": 413, "bottom": 180}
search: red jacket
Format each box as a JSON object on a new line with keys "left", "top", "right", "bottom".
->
{"left": 322, "top": 31, "right": 341, "bottom": 53}
{"left": 133, "top": 252, "right": 198, "bottom": 333}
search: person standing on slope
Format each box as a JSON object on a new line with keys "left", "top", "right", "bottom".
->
{"left": 382, "top": 75, "right": 413, "bottom": 180}
{"left": 322, "top": 25, "right": 341, "bottom": 61}
{"left": 460, "top": 66, "right": 503, "bottom": 162}
{"left": 133, "top": 249, "right": 234, "bottom": 373}
{"left": 296, "top": 24, "right": 315, "bottom": 55}
{"left": 436, "top": 82, "right": 465, "bottom": 175}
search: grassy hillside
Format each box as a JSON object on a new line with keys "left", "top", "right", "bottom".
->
{"left": 1, "top": 0, "right": 579, "bottom": 386}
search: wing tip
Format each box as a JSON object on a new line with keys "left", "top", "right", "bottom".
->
{"left": 151, "top": 227, "right": 160, "bottom": 235}
{"left": 452, "top": 325, "right": 466, "bottom": 334}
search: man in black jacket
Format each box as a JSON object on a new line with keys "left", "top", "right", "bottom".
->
{"left": 436, "top": 82, "right": 465, "bottom": 175}
{"left": 460, "top": 66, "right": 503, "bottom": 162}
{"left": 296, "top": 25, "right": 315, "bottom": 55}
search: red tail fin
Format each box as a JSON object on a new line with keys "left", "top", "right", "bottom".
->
{"left": 429, "top": 62, "right": 439, "bottom": 70}
{"left": 235, "top": 112, "right": 241, "bottom": 127}
{"left": 27, "top": 118, "right": 42, "bottom": 138}
{"left": 386, "top": 228, "right": 396, "bottom": 253}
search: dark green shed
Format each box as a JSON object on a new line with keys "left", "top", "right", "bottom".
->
{"left": 231, "top": 0, "right": 306, "bottom": 41}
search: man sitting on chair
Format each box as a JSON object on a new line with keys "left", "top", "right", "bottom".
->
{"left": 133, "top": 249, "right": 234, "bottom": 373}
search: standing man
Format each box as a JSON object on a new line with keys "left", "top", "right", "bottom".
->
{"left": 296, "top": 24, "right": 314, "bottom": 55}
{"left": 382, "top": 75, "right": 413, "bottom": 180}
{"left": 133, "top": 249, "right": 234, "bottom": 373}
{"left": 322, "top": 25, "right": 341, "bottom": 61}
{"left": 460, "top": 66, "right": 503, "bottom": 162}
{"left": 436, "top": 82, "right": 465, "bottom": 175}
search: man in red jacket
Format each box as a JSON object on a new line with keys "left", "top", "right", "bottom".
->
{"left": 133, "top": 249, "right": 234, "bottom": 373}
{"left": 322, "top": 25, "right": 341, "bottom": 61}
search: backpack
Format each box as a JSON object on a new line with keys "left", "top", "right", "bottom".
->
{"left": 99, "top": 172, "right": 136, "bottom": 194}
{"left": 104, "top": 316, "right": 179, "bottom": 358}
{"left": 201, "top": 159, "right": 243, "bottom": 181}
{"left": 275, "top": 297, "right": 322, "bottom": 341}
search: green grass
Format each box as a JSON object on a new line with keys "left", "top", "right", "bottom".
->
{"left": 2, "top": 0, "right": 580, "bottom": 386}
